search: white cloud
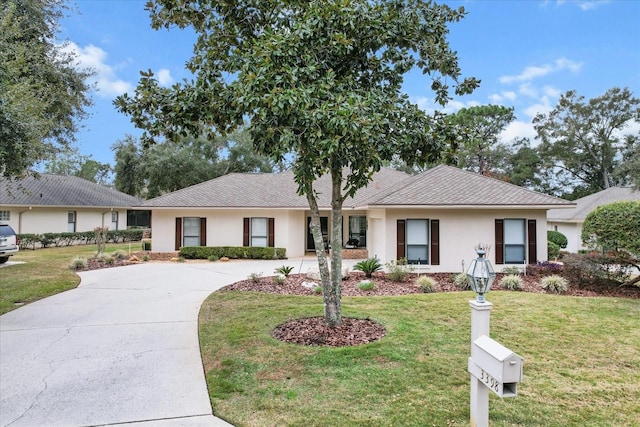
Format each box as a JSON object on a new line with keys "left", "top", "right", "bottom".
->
{"left": 157, "top": 68, "right": 174, "bottom": 87}
{"left": 500, "top": 121, "right": 538, "bottom": 144}
{"left": 499, "top": 57, "right": 583, "bottom": 84}
{"left": 542, "top": 85, "right": 562, "bottom": 98}
{"left": 59, "top": 41, "right": 133, "bottom": 97}
{"left": 556, "top": 0, "right": 612, "bottom": 11}
{"left": 518, "top": 83, "right": 538, "bottom": 98}
{"left": 488, "top": 91, "right": 518, "bottom": 104}
{"left": 523, "top": 96, "right": 554, "bottom": 118}
{"left": 413, "top": 96, "right": 479, "bottom": 114}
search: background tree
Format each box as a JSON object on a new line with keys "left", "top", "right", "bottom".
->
{"left": 112, "top": 129, "right": 275, "bottom": 198}
{"left": 112, "top": 135, "right": 145, "bottom": 197}
{"left": 613, "top": 134, "right": 640, "bottom": 190}
{"left": 581, "top": 201, "right": 640, "bottom": 286}
{"left": 449, "top": 105, "right": 515, "bottom": 175}
{"left": 533, "top": 87, "right": 640, "bottom": 199}
{"left": 0, "top": 0, "right": 93, "bottom": 179}
{"left": 43, "top": 147, "right": 112, "bottom": 184}
{"left": 115, "top": 0, "right": 478, "bottom": 327}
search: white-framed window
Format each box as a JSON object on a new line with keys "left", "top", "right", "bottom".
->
{"left": 406, "top": 219, "right": 428, "bottom": 264}
{"left": 0, "top": 211, "right": 10, "bottom": 221}
{"left": 67, "top": 211, "right": 76, "bottom": 232}
{"left": 504, "top": 219, "right": 526, "bottom": 263}
{"left": 111, "top": 211, "right": 118, "bottom": 231}
{"left": 182, "top": 217, "right": 201, "bottom": 247}
{"left": 251, "top": 217, "right": 268, "bottom": 247}
{"left": 348, "top": 216, "right": 367, "bottom": 247}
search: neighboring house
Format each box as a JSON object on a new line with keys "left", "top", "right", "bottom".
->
{"left": 0, "top": 174, "right": 143, "bottom": 234}
{"left": 142, "top": 165, "right": 573, "bottom": 272}
{"left": 547, "top": 187, "right": 640, "bottom": 253}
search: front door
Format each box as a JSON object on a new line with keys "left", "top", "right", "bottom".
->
{"left": 307, "top": 216, "right": 328, "bottom": 251}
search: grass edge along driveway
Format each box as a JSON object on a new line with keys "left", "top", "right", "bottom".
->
{"left": 0, "top": 243, "right": 134, "bottom": 315}
{"left": 199, "top": 290, "right": 640, "bottom": 427}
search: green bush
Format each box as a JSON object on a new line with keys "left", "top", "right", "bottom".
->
{"left": 275, "top": 265, "right": 295, "bottom": 276}
{"left": 562, "top": 252, "right": 631, "bottom": 286}
{"left": 453, "top": 272, "right": 471, "bottom": 290}
{"left": 68, "top": 256, "right": 87, "bottom": 271}
{"left": 547, "top": 230, "right": 568, "bottom": 249}
{"left": 272, "top": 274, "right": 286, "bottom": 284}
{"left": 17, "top": 234, "right": 39, "bottom": 250}
{"left": 548, "top": 240, "right": 561, "bottom": 260}
{"left": 500, "top": 274, "right": 523, "bottom": 291}
{"left": 358, "top": 280, "right": 375, "bottom": 291}
{"left": 353, "top": 258, "right": 382, "bottom": 278}
{"left": 416, "top": 276, "right": 437, "bottom": 293}
{"left": 541, "top": 275, "right": 569, "bottom": 293}
{"left": 385, "top": 258, "right": 414, "bottom": 282}
{"left": 502, "top": 266, "right": 522, "bottom": 275}
{"left": 207, "top": 254, "right": 219, "bottom": 262}
{"left": 248, "top": 272, "right": 263, "bottom": 283}
{"left": 179, "top": 246, "right": 286, "bottom": 260}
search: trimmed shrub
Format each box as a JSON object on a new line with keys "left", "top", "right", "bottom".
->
{"left": 17, "top": 234, "right": 39, "bottom": 250}
{"left": 547, "top": 230, "right": 568, "bottom": 249}
{"left": 541, "top": 275, "right": 569, "bottom": 293}
{"left": 562, "top": 252, "right": 631, "bottom": 286}
{"left": 527, "top": 261, "right": 563, "bottom": 277}
{"left": 500, "top": 274, "right": 523, "bottom": 291}
{"left": 547, "top": 240, "right": 560, "bottom": 260}
{"left": 179, "top": 246, "right": 286, "bottom": 260}
{"left": 416, "top": 276, "right": 437, "bottom": 293}
{"left": 386, "top": 258, "right": 414, "bottom": 282}
{"left": 502, "top": 266, "right": 522, "bottom": 275}
{"left": 358, "top": 280, "right": 375, "bottom": 291}
{"left": 353, "top": 258, "right": 382, "bottom": 278}
{"left": 453, "top": 272, "right": 471, "bottom": 290}
{"left": 69, "top": 256, "right": 87, "bottom": 271}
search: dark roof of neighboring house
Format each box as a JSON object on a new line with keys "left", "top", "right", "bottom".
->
{"left": 367, "top": 165, "right": 573, "bottom": 208}
{"left": 547, "top": 186, "right": 640, "bottom": 222}
{"left": 141, "top": 167, "right": 411, "bottom": 209}
{"left": 142, "top": 165, "right": 573, "bottom": 210}
{"left": 0, "top": 174, "right": 142, "bottom": 208}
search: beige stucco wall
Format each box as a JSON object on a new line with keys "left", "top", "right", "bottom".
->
{"left": 376, "top": 208, "right": 549, "bottom": 273}
{"left": 0, "top": 206, "right": 127, "bottom": 234}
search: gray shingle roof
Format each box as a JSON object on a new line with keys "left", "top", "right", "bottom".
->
{"left": 0, "top": 174, "right": 142, "bottom": 207}
{"left": 142, "top": 165, "right": 573, "bottom": 209}
{"left": 547, "top": 186, "right": 640, "bottom": 221}
{"left": 141, "top": 168, "right": 411, "bottom": 208}
{"left": 367, "top": 165, "right": 574, "bottom": 207}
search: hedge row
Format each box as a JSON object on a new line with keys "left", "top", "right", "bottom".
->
{"left": 17, "top": 229, "right": 145, "bottom": 250}
{"left": 179, "top": 246, "right": 286, "bottom": 260}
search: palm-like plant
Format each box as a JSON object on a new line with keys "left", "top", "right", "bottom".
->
{"left": 353, "top": 258, "right": 382, "bottom": 278}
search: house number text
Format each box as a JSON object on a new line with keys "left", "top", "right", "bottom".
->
{"left": 479, "top": 368, "right": 500, "bottom": 393}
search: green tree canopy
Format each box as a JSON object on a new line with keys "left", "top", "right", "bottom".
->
{"left": 112, "top": 130, "right": 275, "bottom": 198}
{"left": 448, "top": 105, "right": 515, "bottom": 175}
{"left": 533, "top": 87, "right": 640, "bottom": 199}
{"left": 43, "top": 147, "right": 112, "bottom": 184}
{"left": 0, "top": 0, "right": 93, "bottom": 179}
{"left": 581, "top": 200, "right": 640, "bottom": 285}
{"left": 115, "top": 0, "right": 478, "bottom": 326}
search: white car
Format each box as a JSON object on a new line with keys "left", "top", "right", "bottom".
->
{"left": 0, "top": 223, "right": 19, "bottom": 264}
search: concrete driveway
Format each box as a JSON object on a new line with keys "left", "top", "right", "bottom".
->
{"left": 0, "top": 258, "right": 340, "bottom": 427}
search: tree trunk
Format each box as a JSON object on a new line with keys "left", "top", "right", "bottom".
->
{"left": 328, "top": 169, "right": 343, "bottom": 326}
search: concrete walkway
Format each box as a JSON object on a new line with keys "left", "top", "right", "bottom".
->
{"left": 1, "top": 258, "right": 349, "bottom": 427}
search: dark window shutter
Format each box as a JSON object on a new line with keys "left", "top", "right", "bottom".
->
{"left": 268, "top": 218, "right": 275, "bottom": 247}
{"left": 396, "top": 220, "right": 406, "bottom": 260}
{"left": 495, "top": 219, "right": 504, "bottom": 264}
{"left": 200, "top": 218, "right": 207, "bottom": 246}
{"left": 527, "top": 219, "right": 537, "bottom": 264}
{"left": 430, "top": 220, "right": 440, "bottom": 265}
{"left": 243, "top": 218, "right": 250, "bottom": 246}
{"left": 175, "top": 218, "right": 182, "bottom": 251}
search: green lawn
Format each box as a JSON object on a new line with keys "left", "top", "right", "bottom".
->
{"left": 0, "top": 243, "right": 135, "bottom": 314}
{"left": 199, "top": 290, "right": 640, "bottom": 427}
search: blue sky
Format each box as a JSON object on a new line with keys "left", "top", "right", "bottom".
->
{"left": 58, "top": 0, "right": 640, "bottom": 167}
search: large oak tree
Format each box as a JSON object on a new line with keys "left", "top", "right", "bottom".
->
{"left": 533, "top": 87, "right": 640, "bottom": 199}
{"left": 115, "top": 0, "right": 478, "bottom": 326}
{"left": 1, "top": 0, "right": 93, "bottom": 179}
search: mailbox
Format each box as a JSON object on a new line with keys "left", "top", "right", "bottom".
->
{"left": 468, "top": 335, "right": 523, "bottom": 398}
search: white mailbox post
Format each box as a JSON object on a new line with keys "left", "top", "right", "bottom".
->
{"left": 466, "top": 247, "right": 523, "bottom": 427}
